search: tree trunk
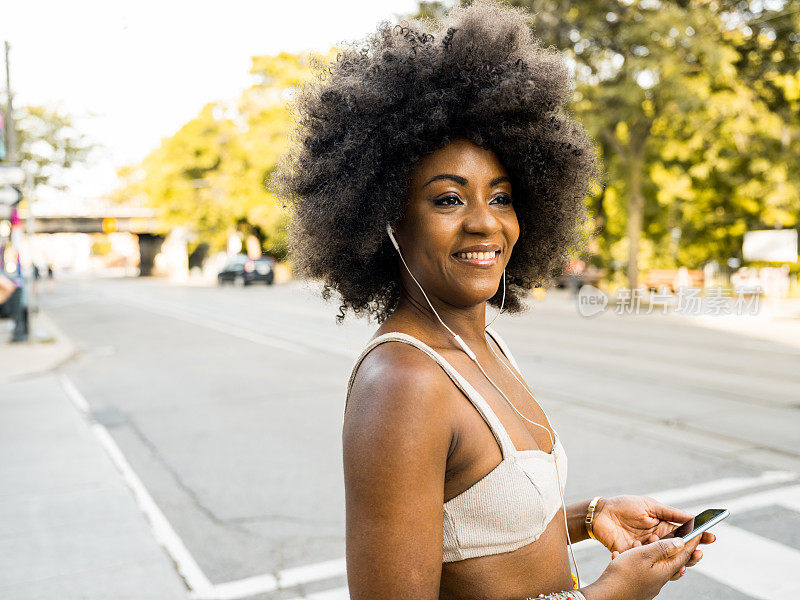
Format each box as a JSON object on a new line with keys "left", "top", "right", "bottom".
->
{"left": 626, "top": 155, "right": 644, "bottom": 290}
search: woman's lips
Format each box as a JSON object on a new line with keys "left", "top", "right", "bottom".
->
{"left": 452, "top": 250, "right": 500, "bottom": 267}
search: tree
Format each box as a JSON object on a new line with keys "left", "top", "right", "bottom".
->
{"left": 442, "top": 0, "right": 800, "bottom": 285}
{"left": 115, "top": 51, "right": 335, "bottom": 258}
{"left": 13, "top": 105, "right": 96, "bottom": 194}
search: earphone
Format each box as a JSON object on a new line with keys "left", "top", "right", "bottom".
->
{"left": 386, "top": 223, "right": 582, "bottom": 588}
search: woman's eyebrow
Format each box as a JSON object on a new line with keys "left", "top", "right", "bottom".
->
{"left": 422, "top": 174, "right": 511, "bottom": 187}
{"left": 423, "top": 173, "right": 468, "bottom": 187}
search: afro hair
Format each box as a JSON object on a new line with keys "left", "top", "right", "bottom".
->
{"left": 271, "top": 0, "right": 600, "bottom": 322}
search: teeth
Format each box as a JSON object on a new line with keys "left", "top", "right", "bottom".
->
{"left": 457, "top": 251, "right": 496, "bottom": 260}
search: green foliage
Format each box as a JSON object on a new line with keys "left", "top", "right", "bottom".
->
{"left": 116, "top": 0, "right": 800, "bottom": 277}
{"left": 115, "top": 50, "right": 335, "bottom": 254}
{"left": 469, "top": 0, "right": 800, "bottom": 282}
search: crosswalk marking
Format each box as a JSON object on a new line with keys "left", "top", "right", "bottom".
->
{"left": 195, "top": 574, "right": 279, "bottom": 600}
{"left": 650, "top": 471, "right": 796, "bottom": 506}
{"left": 278, "top": 558, "right": 348, "bottom": 589}
{"left": 305, "top": 587, "right": 350, "bottom": 600}
{"left": 63, "top": 372, "right": 799, "bottom": 600}
{"left": 694, "top": 523, "right": 800, "bottom": 598}
{"left": 687, "top": 484, "right": 800, "bottom": 515}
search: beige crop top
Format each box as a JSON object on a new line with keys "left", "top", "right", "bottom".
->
{"left": 346, "top": 327, "right": 568, "bottom": 563}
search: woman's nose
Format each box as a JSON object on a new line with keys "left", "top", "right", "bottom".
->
{"left": 462, "top": 198, "right": 501, "bottom": 235}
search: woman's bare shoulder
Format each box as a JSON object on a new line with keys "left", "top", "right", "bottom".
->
{"left": 348, "top": 340, "right": 457, "bottom": 417}
{"left": 344, "top": 339, "right": 460, "bottom": 458}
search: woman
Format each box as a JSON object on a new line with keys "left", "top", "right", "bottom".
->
{"left": 273, "top": 2, "right": 714, "bottom": 598}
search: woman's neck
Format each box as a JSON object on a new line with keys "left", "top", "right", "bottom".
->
{"left": 395, "top": 290, "right": 490, "bottom": 348}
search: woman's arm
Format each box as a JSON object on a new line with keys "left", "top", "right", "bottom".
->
{"left": 566, "top": 499, "right": 596, "bottom": 543}
{"left": 343, "top": 345, "right": 456, "bottom": 600}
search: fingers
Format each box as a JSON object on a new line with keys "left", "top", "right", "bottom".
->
{"left": 685, "top": 549, "right": 704, "bottom": 568}
{"left": 699, "top": 532, "right": 716, "bottom": 545}
{"left": 611, "top": 550, "right": 620, "bottom": 560}
{"left": 648, "top": 500, "right": 693, "bottom": 524}
{"left": 650, "top": 537, "right": 686, "bottom": 564}
{"left": 669, "top": 565, "right": 687, "bottom": 581}
{"left": 684, "top": 535, "right": 703, "bottom": 556}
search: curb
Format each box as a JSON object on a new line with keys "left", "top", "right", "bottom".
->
{"left": 0, "top": 310, "right": 81, "bottom": 383}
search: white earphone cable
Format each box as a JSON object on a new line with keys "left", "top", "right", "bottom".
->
{"left": 388, "top": 225, "right": 581, "bottom": 588}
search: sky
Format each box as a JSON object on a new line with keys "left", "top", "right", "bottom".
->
{"left": 0, "top": 0, "right": 423, "bottom": 205}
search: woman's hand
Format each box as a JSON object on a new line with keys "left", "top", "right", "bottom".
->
{"left": 591, "top": 495, "right": 714, "bottom": 570}
{"left": 581, "top": 537, "right": 700, "bottom": 600}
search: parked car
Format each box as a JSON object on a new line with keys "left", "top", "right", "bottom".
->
{"left": 217, "top": 254, "right": 275, "bottom": 286}
{"left": 553, "top": 266, "right": 606, "bottom": 290}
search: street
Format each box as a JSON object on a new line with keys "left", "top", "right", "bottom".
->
{"left": 26, "top": 277, "right": 800, "bottom": 598}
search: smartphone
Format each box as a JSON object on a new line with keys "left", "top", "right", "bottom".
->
{"left": 661, "top": 508, "right": 729, "bottom": 543}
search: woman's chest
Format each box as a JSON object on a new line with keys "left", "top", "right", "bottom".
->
{"left": 444, "top": 367, "right": 560, "bottom": 501}
{"left": 442, "top": 349, "right": 556, "bottom": 453}
{"left": 439, "top": 510, "right": 573, "bottom": 600}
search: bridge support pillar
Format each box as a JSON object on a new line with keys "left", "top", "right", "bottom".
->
{"left": 161, "top": 227, "right": 190, "bottom": 282}
{"left": 138, "top": 234, "right": 164, "bottom": 277}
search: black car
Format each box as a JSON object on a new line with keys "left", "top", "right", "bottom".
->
{"left": 217, "top": 254, "right": 275, "bottom": 286}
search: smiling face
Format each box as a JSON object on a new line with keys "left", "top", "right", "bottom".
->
{"left": 394, "top": 138, "right": 520, "bottom": 309}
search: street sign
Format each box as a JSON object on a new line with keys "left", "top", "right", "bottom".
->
{"left": 0, "top": 185, "right": 22, "bottom": 206}
{"left": 743, "top": 229, "right": 798, "bottom": 263}
{"left": 0, "top": 164, "right": 25, "bottom": 186}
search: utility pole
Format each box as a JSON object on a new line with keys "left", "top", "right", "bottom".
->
{"left": 3, "top": 41, "right": 30, "bottom": 342}
{"left": 4, "top": 42, "right": 17, "bottom": 163}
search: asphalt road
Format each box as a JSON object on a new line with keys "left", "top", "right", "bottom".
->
{"left": 40, "top": 276, "right": 800, "bottom": 600}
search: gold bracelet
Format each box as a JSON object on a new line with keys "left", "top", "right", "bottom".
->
{"left": 585, "top": 496, "right": 603, "bottom": 540}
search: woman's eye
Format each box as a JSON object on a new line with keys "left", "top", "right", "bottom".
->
{"left": 491, "top": 194, "right": 513, "bottom": 205}
{"left": 434, "top": 195, "right": 463, "bottom": 206}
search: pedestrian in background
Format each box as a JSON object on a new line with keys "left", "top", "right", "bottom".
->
{"left": 0, "top": 272, "right": 27, "bottom": 342}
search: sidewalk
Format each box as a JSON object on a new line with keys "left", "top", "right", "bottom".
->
{"left": 0, "top": 311, "right": 78, "bottom": 383}
{"left": 0, "top": 312, "right": 188, "bottom": 599}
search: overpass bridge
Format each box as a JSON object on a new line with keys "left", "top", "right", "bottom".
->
{"left": 18, "top": 208, "right": 161, "bottom": 235}
{"left": 16, "top": 208, "right": 168, "bottom": 276}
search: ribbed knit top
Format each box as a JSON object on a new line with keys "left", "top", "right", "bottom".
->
{"left": 346, "top": 327, "right": 567, "bottom": 563}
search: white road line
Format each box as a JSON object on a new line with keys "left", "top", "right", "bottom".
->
{"left": 649, "top": 471, "right": 797, "bottom": 506}
{"left": 693, "top": 523, "right": 800, "bottom": 598}
{"left": 59, "top": 377, "right": 214, "bottom": 596}
{"left": 686, "top": 484, "right": 800, "bottom": 516}
{"left": 60, "top": 374, "right": 89, "bottom": 413}
{"left": 304, "top": 586, "right": 350, "bottom": 600}
{"left": 576, "top": 485, "right": 800, "bottom": 595}
{"left": 61, "top": 373, "right": 800, "bottom": 599}
{"left": 777, "top": 490, "right": 800, "bottom": 514}
{"left": 571, "top": 476, "right": 799, "bottom": 554}
{"left": 277, "top": 558, "right": 347, "bottom": 588}
{"left": 190, "top": 573, "right": 278, "bottom": 600}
